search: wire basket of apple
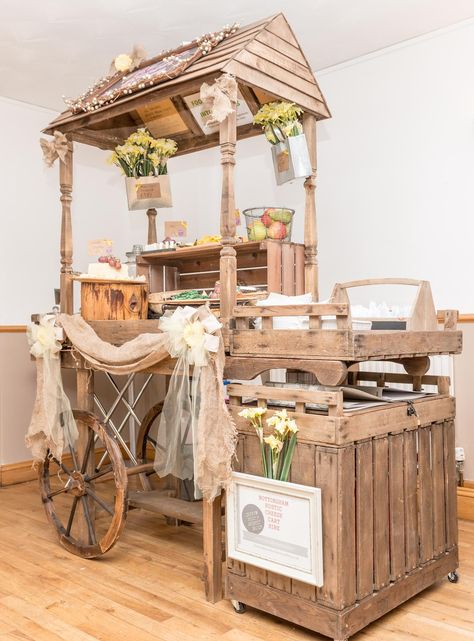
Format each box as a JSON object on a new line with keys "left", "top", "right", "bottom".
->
{"left": 244, "top": 207, "right": 294, "bottom": 242}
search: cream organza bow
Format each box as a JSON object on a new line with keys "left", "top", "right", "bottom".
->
{"left": 200, "top": 73, "right": 238, "bottom": 124}
{"left": 26, "top": 315, "right": 78, "bottom": 463}
{"left": 39, "top": 130, "right": 69, "bottom": 168}
{"left": 159, "top": 305, "right": 221, "bottom": 366}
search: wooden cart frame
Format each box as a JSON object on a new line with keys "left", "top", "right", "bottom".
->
{"left": 40, "top": 11, "right": 462, "bottom": 638}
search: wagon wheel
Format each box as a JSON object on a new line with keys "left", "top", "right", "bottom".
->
{"left": 39, "top": 410, "right": 128, "bottom": 559}
{"left": 136, "top": 401, "right": 164, "bottom": 492}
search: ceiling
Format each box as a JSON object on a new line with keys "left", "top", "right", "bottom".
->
{"left": 1, "top": 0, "right": 473, "bottom": 111}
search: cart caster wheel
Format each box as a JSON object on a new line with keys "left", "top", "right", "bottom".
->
{"left": 231, "top": 600, "right": 247, "bottom": 613}
{"left": 448, "top": 571, "right": 459, "bottom": 583}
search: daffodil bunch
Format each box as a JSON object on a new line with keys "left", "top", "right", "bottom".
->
{"left": 253, "top": 101, "right": 304, "bottom": 145}
{"left": 238, "top": 406, "right": 299, "bottom": 481}
{"left": 108, "top": 128, "right": 178, "bottom": 177}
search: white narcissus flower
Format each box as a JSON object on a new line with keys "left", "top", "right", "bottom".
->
{"left": 287, "top": 419, "right": 299, "bottom": 434}
{"left": 238, "top": 407, "right": 266, "bottom": 421}
{"left": 264, "top": 435, "right": 283, "bottom": 452}
{"left": 114, "top": 54, "right": 133, "bottom": 72}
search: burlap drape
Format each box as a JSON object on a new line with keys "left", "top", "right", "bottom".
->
{"left": 55, "top": 313, "right": 236, "bottom": 500}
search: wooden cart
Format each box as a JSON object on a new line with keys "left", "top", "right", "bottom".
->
{"left": 38, "top": 11, "right": 463, "bottom": 639}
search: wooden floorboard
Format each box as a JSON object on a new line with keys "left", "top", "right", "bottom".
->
{"left": 0, "top": 482, "right": 473, "bottom": 641}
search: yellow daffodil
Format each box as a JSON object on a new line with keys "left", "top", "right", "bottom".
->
{"left": 264, "top": 435, "right": 284, "bottom": 453}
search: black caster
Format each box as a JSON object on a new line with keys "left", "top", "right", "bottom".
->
{"left": 231, "top": 600, "right": 247, "bottom": 613}
{"left": 448, "top": 571, "right": 459, "bottom": 583}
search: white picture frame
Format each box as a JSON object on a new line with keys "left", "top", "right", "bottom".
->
{"left": 226, "top": 472, "right": 323, "bottom": 586}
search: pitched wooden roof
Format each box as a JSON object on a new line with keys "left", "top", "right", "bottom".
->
{"left": 44, "top": 13, "right": 330, "bottom": 155}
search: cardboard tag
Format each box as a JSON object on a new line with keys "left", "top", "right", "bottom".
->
{"left": 136, "top": 181, "right": 161, "bottom": 199}
{"left": 88, "top": 239, "right": 113, "bottom": 256}
{"left": 277, "top": 151, "right": 290, "bottom": 173}
{"left": 165, "top": 220, "right": 188, "bottom": 239}
{"left": 183, "top": 90, "right": 253, "bottom": 135}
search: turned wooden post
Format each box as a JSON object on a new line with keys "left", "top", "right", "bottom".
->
{"left": 146, "top": 207, "right": 158, "bottom": 244}
{"left": 59, "top": 140, "right": 74, "bottom": 313}
{"left": 303, "top": 113, "right": 318, "bottom": 301}
{"left": 219, "top": 104, "right": 237, "bottom": 335}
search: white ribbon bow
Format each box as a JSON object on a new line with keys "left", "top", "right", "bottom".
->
{"left": 159, "top": 305, "right": 221, "bottom": 366}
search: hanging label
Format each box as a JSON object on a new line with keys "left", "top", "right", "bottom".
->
{"left": 183, "top": 90, "right": 253, "bottom": 135}
{"left": 136, "top": 181, "right": 161, "bottom": 199}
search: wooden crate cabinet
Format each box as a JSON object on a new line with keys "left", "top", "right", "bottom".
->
{"left": 226, "top": 380, "right": 458, "bottom": 641}
{"left": 136, "top": 240, "right": 305, "bottom": 295}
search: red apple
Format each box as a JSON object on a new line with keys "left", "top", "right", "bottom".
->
{"left": 267, "top": 221, "right": 287, "bottom": 240}
{"left": 260, "top": 211, "right": 273, "bottom": 227}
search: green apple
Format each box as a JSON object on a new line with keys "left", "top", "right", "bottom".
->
{"left": 269, "top": 208, "right": 293, "bottom": 224}
{"left": 247, "top": 220, "right": 267, "bottom": 241}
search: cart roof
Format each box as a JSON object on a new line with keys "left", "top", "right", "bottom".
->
{"left": 44, "top": 13, "right": 331, "bottom": 156}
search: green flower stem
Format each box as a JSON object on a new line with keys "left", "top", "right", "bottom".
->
{"left": 279, "top": 433, "right": 298, "bottom": 482}
{"left": 266, "top": 446, "right": 273, "bottom": 479}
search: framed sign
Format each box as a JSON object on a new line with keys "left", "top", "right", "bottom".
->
{"left": 226, "top": 472, "right": 323, "bottom": 586}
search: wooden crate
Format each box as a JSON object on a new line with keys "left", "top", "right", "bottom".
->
{"left": 79, "top": 279, "right": 148, "bottom": 321}
{"left": 226, "top": 378, "right": 458, "bottom": 641}
{"left": 136, "top": 240, "right": 304, "bottom": 295}
{"left": 230, "top": 302, "right": 462, "bottom": 364}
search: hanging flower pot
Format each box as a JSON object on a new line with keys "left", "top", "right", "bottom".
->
{"left": 254, "top": 101, "right": 312, "bottom": 185}
{"left": 125, "top": 175, "right": 172, "bottom": 210}
{"left": 271, "top": 134, "right": 312, "bottom": 186}
{"left": 108, "top": 128, "right": 177, "bottom": 210}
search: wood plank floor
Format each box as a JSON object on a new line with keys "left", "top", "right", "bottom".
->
{"left": 0, "top": 481, "right": 473, "bottom": 641}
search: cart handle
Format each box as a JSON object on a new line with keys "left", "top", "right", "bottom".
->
{"left": 329, "top": 278, "right": 438, "bottom": 331}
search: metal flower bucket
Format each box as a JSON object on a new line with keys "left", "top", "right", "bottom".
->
{"left": 125, "top": 175, "right": 172, "bottom": 210}
{"left": 271, "top": 133, "right": 312, "bottom": 185}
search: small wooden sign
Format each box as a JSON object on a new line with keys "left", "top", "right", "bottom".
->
{"left": 276, "top": 150, "right": 290, "bottom": 173}
{"left": 183, "top": 90, "right": 253, "bottom": 135}
{"left": 88, "top": 239, "right": 113, "bottom": 256}
{"left": 136, "top": 181, "right": 161, "bottom": 200}
{"left": 165, "top": 220, "right": 188, "bottom": 239}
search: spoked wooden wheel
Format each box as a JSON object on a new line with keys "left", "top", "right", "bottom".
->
{"left": 136, "top": 401, "right": 164, "bottom": 491}
{"left": 39, "top": 410, "right": 128, "bottom": 558}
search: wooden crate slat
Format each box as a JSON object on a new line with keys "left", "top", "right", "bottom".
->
{"left": 289, "top": 443, "right": 317, "bottom": 601}
{"left": 356, "top": 440, "right": 374, "bottom": 599}
{"left": 295, "top": 245, "right": 305, "bottom": 295}
{"left": 418, "top": 426, "right": 434, "bottom": 563}
{"left": 431, "top": 422, "right": 447, "bottom": 556}
{"left": 403, "top": 429, "right": 419, "bottom": 572}
{"left": 316, "top": 447, "right": 339, "bottom": 606}
{"left": 242, "top": 434, "right": 268, "bottom": 586}
{"left": 373, "top": 437, "right": 390, "bottom": 590}
{"left": 443, "top": 419, "right": 458, "bottom": 548}
{"left": 388, "top": 432, "right": 405, "bottom": 581}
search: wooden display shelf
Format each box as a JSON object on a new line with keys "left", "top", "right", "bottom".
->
{"left": 137, "top": 240, "right": 305, "bottom": 295}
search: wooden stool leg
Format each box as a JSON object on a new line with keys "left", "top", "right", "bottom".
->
{"left": 203, "top": 493, "right": 223, "bottom": 603}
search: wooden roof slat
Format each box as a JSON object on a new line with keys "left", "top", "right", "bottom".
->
{"left": 245, "top": 39, "right": 316, "bottom": 85}
{"left": 265, "top": 13, "right": 301, "bottom": 48}
{"left": 234, "top": 49, "right": 321, "bottom": 102}
{"left": 255, "top": 29, "right": 307, "bottom": 67}
{"left": 224, "top": 60, "right": 329, "bottom": 118}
